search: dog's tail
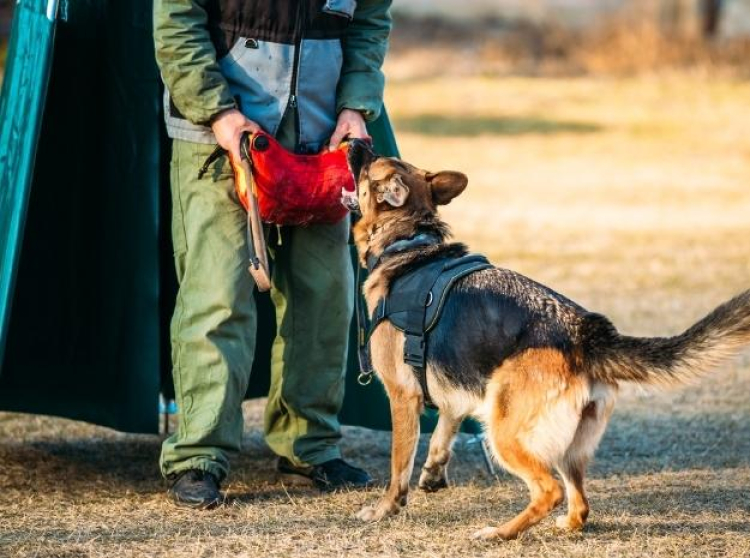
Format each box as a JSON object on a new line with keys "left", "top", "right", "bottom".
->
{"left": 582, "top": 290, "right": 750, "bottom": 386}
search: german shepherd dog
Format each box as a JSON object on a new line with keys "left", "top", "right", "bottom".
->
{"left": 344, "top": 140, "right": 750, "bottom": 541}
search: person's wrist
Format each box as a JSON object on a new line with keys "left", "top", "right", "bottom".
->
{"left": 209, "top": 107, "right": 239, "bottom": 126}
{"left": 211, "top": 110, "right": 248, "bottom": 140}
{"left": 340, "top": 107, "right": 370, "bottom": 123}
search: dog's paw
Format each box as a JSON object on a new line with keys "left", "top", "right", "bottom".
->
{"left": 555, "top": 514, "right": 585, "bottom": 531}
{"left": 418, "top": 469, "right": 448, "bottom": 493}
{"left": 355, "top": 500, "right": 400, "bottom": 523}
{"left": 471, "top": 525, "right": 517, "bottom": 541}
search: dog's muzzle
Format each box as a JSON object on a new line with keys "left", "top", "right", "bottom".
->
{"left": 341, "top": 187, "right": 360, "bottom": 212}
{"left": 342, "top": 138, "right": 378, "bottom": 213}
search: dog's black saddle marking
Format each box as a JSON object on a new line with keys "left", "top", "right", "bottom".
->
{"left": 367, "top": 253, "right": 493, "bottom": 408}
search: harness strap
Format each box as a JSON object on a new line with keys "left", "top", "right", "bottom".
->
{"left": 401, "top": 288, "right": 431, "bottom": 404}
{"left": 355, "top": 263, "right": 375, "bottom": 385}
{"left": 197, "top": 144, "right": 226, "bottom": 180}
{"left": 357, "top": 233, "right": 440, "bottom": 386}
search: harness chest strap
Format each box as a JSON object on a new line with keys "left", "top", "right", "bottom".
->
{"left": 356, "top": 233, "right": 440, "bottom": 381}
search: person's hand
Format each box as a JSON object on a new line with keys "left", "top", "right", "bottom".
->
{"left": 211, "top": 108, "right": 260, "bottom": 162}
{"left": 329, "top": 108, "right": 370, "bottom": 151}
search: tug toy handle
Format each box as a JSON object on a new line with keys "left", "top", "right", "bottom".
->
{"left": 237, "top": 132, "right": 272, "bottom": 292}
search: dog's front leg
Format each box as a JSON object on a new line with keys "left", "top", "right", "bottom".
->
{"left": 356, "top": 391, "right": 421, "bottom": 522}
{"left": 419, "top": 411, "right": 461, "bottom": 492}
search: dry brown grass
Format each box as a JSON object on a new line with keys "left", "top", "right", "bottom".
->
{"left": 2, "top": 63, "right": 750, "bottom": 557}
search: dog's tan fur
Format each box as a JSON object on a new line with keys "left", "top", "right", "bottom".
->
{"left": 348, "top": 152, "right": 750, "bottom": 540}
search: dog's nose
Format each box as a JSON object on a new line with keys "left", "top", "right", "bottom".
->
{"left": 347, "top": 139, "right": 376, "bottom": 179}
{"left": 348, "top": 138, "right": 371, "bottom": 152}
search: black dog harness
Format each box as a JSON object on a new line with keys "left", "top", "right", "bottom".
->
{"left": 356, "top": 234, "right": 492, "bottom": 408}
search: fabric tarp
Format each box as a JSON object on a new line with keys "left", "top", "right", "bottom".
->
{"left": 0, "top": 0, "right": 162, "bottom": 433}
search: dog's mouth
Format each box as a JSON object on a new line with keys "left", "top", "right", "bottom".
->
{"left": 341, "top": 187, "right": 360, "bottom": 212}
{"left": 342, "top": 139, "right": 378, "bottom": 213}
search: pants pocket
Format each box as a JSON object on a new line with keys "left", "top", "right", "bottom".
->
{"left": 170, "top": 158, "right": 188, "bottom": 256}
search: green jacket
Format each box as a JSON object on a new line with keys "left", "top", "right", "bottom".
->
{"left": 153, "top": 0, "right": 392, "bottom": 147}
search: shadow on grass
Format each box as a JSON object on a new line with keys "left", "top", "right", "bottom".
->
{"left": 0, "top": 412, "right": 746, "bottom": 498}
{"left": 590, "top": 411, "right": 750, "bottom": 478}
{"left": 392, "top": 114, "right": 603, "bottom": 137}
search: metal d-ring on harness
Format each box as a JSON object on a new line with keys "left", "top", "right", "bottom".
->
{"left": 355, "top": 234, "right": 493, "bottom": 408}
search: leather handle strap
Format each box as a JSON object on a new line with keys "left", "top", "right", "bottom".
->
{"left": 239, "top": 133, "right": 272, "bottom": 292}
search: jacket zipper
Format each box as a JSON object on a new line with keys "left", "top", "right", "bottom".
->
{"left": 288, "top": 1, "right": 304, "bottom": 149}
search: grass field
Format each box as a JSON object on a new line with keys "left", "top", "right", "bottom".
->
{"left": 2, "top": 64, "right": 750, "bottom": 557}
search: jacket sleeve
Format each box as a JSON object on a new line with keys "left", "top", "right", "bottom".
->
{"left": 153, "top": 0, "right": 236, "bottom": 126}
{"left": 336, "top": 0, "right": 393, "bottom": 122}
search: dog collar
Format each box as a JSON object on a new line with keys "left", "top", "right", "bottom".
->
{"left": 366, "top": 233, "right": 441, "bottom": 272}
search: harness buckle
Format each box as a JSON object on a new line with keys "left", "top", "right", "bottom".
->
{"left": 403, "top": 333, "right": 426, "bottom": 368}
{"left": 375, "top": 299, "right": 387, "bottom": 321}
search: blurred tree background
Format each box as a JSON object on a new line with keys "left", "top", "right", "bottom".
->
{"left": 385, "top": 0, "right": 750, "bottom": 76}
{"left": 1, "top": 1, "right": 749, "bottom": 81}
{"left": 394, "top": 0, "right": 741, "bottom": 40}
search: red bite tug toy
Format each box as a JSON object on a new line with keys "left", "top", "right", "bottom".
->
{"left": 228, "top": 131, "right": 357, "bottom": 292}
{"left": 233, "top": 131, "right": 355, "bottom": 226}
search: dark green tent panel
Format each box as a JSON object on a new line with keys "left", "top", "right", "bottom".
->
{"left": 0, "top": 0, "right": 162, "bottom": 432}
{"left": 0, "top": 0, "right": 473, "bottom": 435}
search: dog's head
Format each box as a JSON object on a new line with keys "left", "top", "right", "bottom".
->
{"left": 345, "top": 140, "right": 468, "bottom": 223}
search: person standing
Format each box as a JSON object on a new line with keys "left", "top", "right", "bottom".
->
{"left": 153, "top": 0, "right": 392, "bottom": 508}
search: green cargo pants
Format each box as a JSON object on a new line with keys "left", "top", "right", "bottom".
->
{"left": 159, "top": 133, "right": 354, "bottom": 482}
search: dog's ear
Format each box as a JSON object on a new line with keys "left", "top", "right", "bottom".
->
{"left": 376, "top": 175, "right": 410, "bottom": 207}
{"left": 426, "top": 171, "right": 468, "bottom": 205}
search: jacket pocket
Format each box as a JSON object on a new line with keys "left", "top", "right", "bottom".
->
{"left": 322, "top": 0, "right": 357, "bottom": 19}
{"left": 218, "top": 39, "right": 295, "bottom": 137}
{"left": 219, "top": 37, "right": 253, "bottom": 65}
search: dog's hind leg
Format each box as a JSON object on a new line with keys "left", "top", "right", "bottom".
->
{"left": 555, "top": 384, "right": 616, "bottom": 531}
{"left": 356, "top": 389, "right": 422, "bottom": 522}
{"left": 473, "top": 434, "right": 564, "bottom": 541}
{"left": 555, "top": 459, "right": 589, "bottom": 532}
{"left": 418, "top": 411, "right": 461, "bottom": 492}
{"left": 473, "top": 350, "right": 583, "bottom": 541}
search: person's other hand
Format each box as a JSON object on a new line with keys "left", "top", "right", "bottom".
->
{"left": 211, "top": 109, "right": 260, "bottom": 162}
{"left": 329, "top": 109, "right": 370, "bottom": 151}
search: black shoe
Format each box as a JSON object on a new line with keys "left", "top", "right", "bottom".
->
{"left": 277, "top": 457, "right": 374, "bottom": 492}
{"left": 167, "top": 469, "right": 223, "bottom": 510}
